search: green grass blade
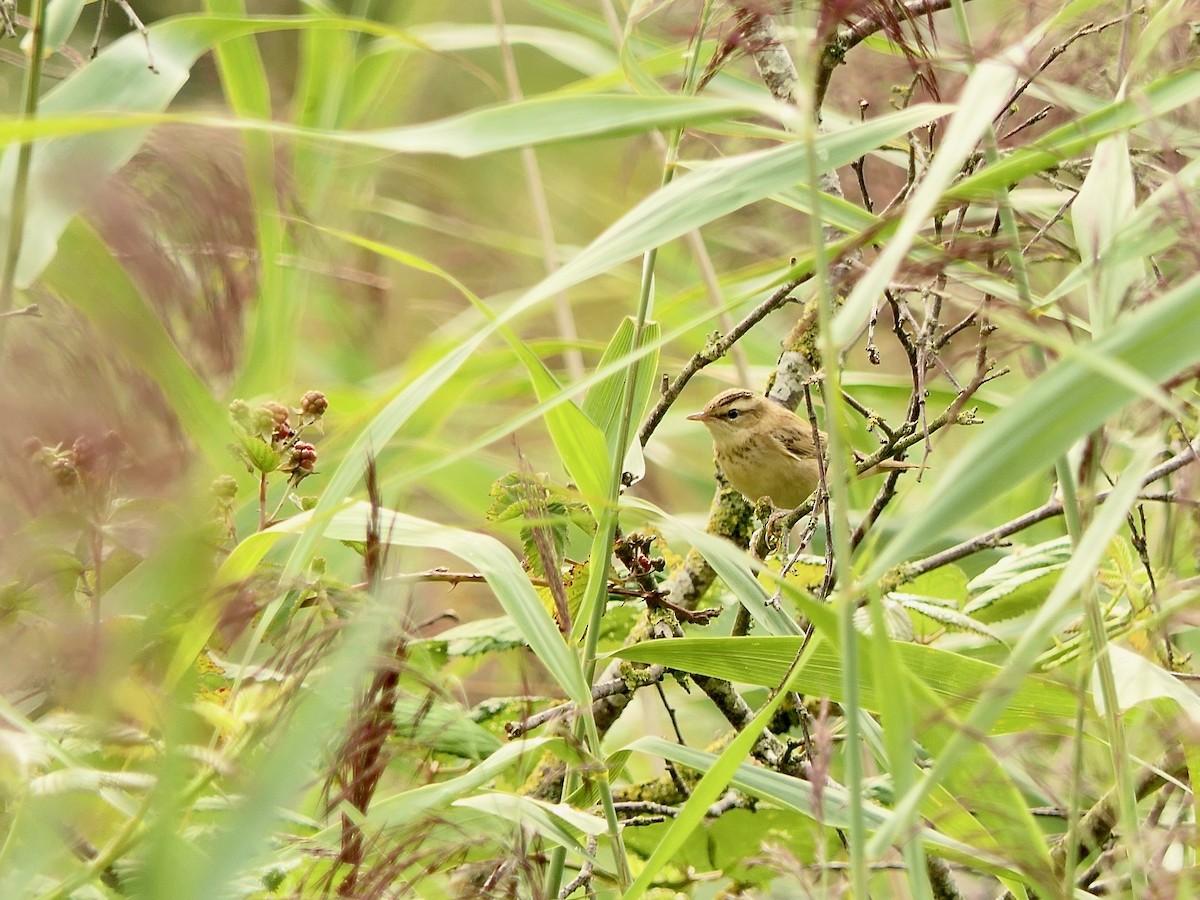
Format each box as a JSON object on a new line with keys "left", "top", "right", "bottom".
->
{"left": 38, "top": 220, "right": 228, "bottom": 466}
{"left": 582, "top": 316, "right": 661, "bottom": 460}
{"left": 832, "top": 44, "right": 1030, "bottom": 346}
{"left": 610, "top": 636, "right": 1077, "bottom": 735}
{"left": 867, "top": 445, "right": 1157, "bottom": 859}
{"left": 625, "top": 737, "right": 1028, "bottom": 881}
{"left": 866, "top": 271, "right": 1200, "bottom": 580}
{"left": 621, "top": 666, "right": 799, "bottom": 899}
{"left": 223, "top": 502, "right": 590, "bottom": 705}
{"left": 363, "top": 737, "right": 570, "bottom": 827}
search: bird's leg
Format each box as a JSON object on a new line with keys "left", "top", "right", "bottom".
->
{"left": 755, "top": 496, "right": 797, "bottom": 557}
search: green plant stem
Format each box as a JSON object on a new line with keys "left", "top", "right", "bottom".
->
{"left": 1062, "top": 668, "right": 1088, "bottom": 894}
{"left": 790, "top": 2, "right": 874, "bottom": 887}
{"left": 1054, "top": 461, "right": 1091, "bottom": 897}
{"left": 1059, "top": 458, "right": 1146, "bottom": 893}
{"left": 952, "top": 7, "right": 1140, "bottom": 885}
{"left": 547, "top": 6, "right": 718, "bottom": 895}
{"left": 37, "top": 795, "right": 153, "bottom": 900}
{"left": 491, "top": 0, "right": 585, "bottom": 382}
{"left": 0, "top": 0, "right": 48, "bottom": 346}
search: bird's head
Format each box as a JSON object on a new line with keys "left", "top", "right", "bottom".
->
{"left": 687, "top": 389, "right": 773, "bottom": 440}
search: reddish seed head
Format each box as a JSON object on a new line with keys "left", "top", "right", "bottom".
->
{"left": 300, "top": 390, "right": 328, "bottom": 417}
{"left": 291, "top": 442, "right": 317, "bottom": 472}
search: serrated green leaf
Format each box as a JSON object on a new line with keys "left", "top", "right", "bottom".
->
{"left": 236, "top": 434, "right": 281, "bottom": 475}
{"left": 419, "top": 616, "right": 527, "bottom": 657}
{"left": 894, "top": 595, "right": 1004, "bottom": 643}
{"left": 965, "top": 566, "right": 1066, "bottom": 623}
{"left": 967, "top": 536, "right": 1073, "bottom": 594}
{"left": 905, "top": 566, "right": 969, "bottom": 604}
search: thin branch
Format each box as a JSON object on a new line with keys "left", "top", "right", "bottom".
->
{"left": 558, "top": 835, "right": 598, "bottom": 899}
{"left": 0, "top": 303, "right": 38, "bottom": 319}
{"left": 656, "top": 681, "right": 686, "bottom": 745}
{"left": 898, "top": 437, "right": 1200, "bottom": 583}
{"left": 387, "top": 568, "right": 660, "bottom": 600}
{"left": 1000, "top": 105, "right": 1051, "bottom": 143}
{"left": 506, "top": 666, "right": 668, "bottom": 739}
{"left": 612, "top": 792, "right": 748, "bottom": 821}
{"left": 841, "top": 0, "right": 956, "bottom": 54}
{"left": 639, "top": 275, "right": 809, "bottom": 446}
{"left": 998, "top": 9, "right": 1139, "bottom": 119}
{"left": 0, "top": 0, "right": 47, "bottom": 329}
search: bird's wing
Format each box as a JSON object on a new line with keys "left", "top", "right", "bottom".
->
{"left": 777, "top": 426, "right": 824, "bottom": 461}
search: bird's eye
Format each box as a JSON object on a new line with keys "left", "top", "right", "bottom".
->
{"left": 726, "top": 409, "right": 739, "bottom": 420}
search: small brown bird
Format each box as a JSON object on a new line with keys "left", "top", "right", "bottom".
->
{"left": 688, "top": 389, "right": 914, "bottom": 508}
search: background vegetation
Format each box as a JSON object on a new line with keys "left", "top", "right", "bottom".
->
{"left": 1, "top": 0, "right": 1199, "bottom": 897}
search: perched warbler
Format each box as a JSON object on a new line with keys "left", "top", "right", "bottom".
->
{"left": 688, "top": 388, "right": 915, "bottom": 508}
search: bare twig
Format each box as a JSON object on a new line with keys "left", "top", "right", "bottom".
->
{"left": 656, "top": 681, "right": 687, "bottom": 745}
{"left": 803, "top": 381, "right": 837, "bottom": 598}
{"left": 998, "top": 10, "right": 1139, "bottom": 120}
{"left": 91, "top": 0, "right": 157, "bottom": 72}
{"left": 558, "top": 835, "right": 598, "bottom": 899}
{"left": 897, "top": 437, "right": 1200, "bottom": 584}
{"left": 639, "top": 275, "right": 809, "bottom": 446}
{"left": 506, "top": 665, "right": 668, "bottom": 739}
{"left": 386, "top": 568, "right": 660, "bottom": 601}
{"left": 0, "top": 303, "right": 38, "bottom": 319}
{"left": 1000, "top": 105, "right": 1052, "bottom": 143}
{"left": 841, "top": 0, "right": 956, "bottom": 54}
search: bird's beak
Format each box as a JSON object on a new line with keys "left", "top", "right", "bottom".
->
{"left": 686, "top": 411, "right": 709, "bottom": 422}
